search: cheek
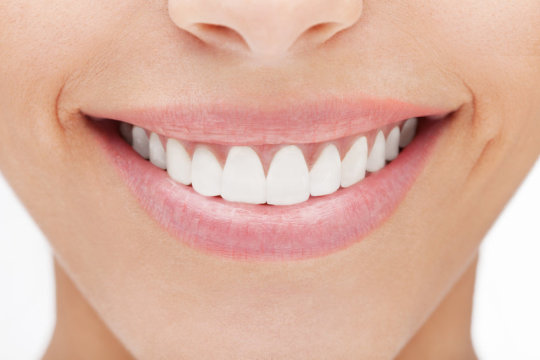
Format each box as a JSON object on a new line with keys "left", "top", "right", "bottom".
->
{"left": 0, "top": 1, "right": 145, "bottom": 117}
{"left": 0, "top": 0, "right": 144, "bottom": 207}
{"left": 420, "top": 1, "right": 540, "bottom": 55}
{"left": 417, "top": 1, "right": 540, "bottom": 145}
{"left": 425, "top": 1, "right": 540, "bottom": 90}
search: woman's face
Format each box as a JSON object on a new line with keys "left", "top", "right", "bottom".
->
{"left": 1, "top": 0, "right": 539, "bottom": 358}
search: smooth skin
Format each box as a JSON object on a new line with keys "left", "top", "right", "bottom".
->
{"left": 1, "top": 1, "right": 539, "bottom": 359}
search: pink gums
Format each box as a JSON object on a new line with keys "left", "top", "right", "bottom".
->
{"left": 92, "top": 119, "right": 444, "bottom": 261}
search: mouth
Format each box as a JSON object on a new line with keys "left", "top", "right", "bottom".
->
{"left": 85, "top": 97, "right": 455, "bottom": 260}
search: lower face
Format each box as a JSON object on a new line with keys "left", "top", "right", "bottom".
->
{"left": 1, "top": 1, "right": 539, "bottom": 359}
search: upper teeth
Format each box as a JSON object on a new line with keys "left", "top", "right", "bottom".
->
{"left": 149, "top": 132, "right": 166, "bottom": 170}
{"left": 222, "top": 146, "right": 266, "bottom": 204}
{"left": 267, "top": 145, "right": 310, "bottom": 205}
{"left": 122, "top": 117, "right": 418, "bottom": 206}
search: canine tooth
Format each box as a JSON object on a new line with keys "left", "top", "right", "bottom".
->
{"left": 149, "top": 133, "right": 166, "bottom": 169}
{"left": 366, "top": 131, "right": 386, "bottom": 172}
{"left": 221, "top": 146, "right": 266, "bottom": 204}
{"left": 119, "top": 122, "right": 133, "bottom": 145}
{"left": 385, "top": 126, "right": 400, "bottom": 161}
{"left": 191, "top": 146, "right": 222, "bottom": 197}
{"left": 166, "top": 139, "right": 191, "bottom": 185}
{"left": 310, "top": 144, "right": 341, "bottom": 196}
{"left": 267, "top": 145, "right": 310, "bottom": 205}
{"left": 399, "top": 118, "right": 418, "bottom": 148}
{"left": 132, "top": 126, "right": 150, "bottom": 159}
{"left": 340, "top": 137, "right": 367, "bottom": 188}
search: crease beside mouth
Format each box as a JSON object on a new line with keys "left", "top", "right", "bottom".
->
{"left": 103, "top": 116, "right": 422, "bottom": 206}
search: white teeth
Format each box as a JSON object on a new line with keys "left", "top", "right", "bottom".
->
{"left": 191, "top": 145, "right": 222, "bottom": 197}
{"left": 221, "top": 146, "right": 266, "bottom": 204}
{"left": 399, "top": 118, "right": 418, "bottom": 148}
{"left": 132, "top": 126, "right": 150, "bottom": 159}
{"left": 126, "top": 117, "right": 421, "bottom": 205}
{"left": 310, "top": 144, "right": 341, "bottom": 196}
{"left": 340, "top": 136, "right": 368, "bottom": 188}
{"left": 166, "top": 139, "right": 192, "bottom": 185}
{"left": 266, "top": 145, "right": 310, "bottom": 205}
{"left": 366, "top": 131, "right": 386, "bottom": 172}
{"left": 119, "top": 123, "right": 133, "bottom": 145}
{"left": 149, "top": 133, "right": 166, "bottom": 169}
{"left": 385, "top": 127, "right": 400, "bottom": 161}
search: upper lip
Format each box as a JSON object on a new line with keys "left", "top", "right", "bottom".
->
{"left": 84, "top": 95, "right": 454, "bottom": 145}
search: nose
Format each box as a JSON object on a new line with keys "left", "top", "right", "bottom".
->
{"left": 168, "top": 0, "right": 363, "bottom": 57}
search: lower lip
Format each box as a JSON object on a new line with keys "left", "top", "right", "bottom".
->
{"left": 91, "top": 118, "right": 445, "bottom": 261}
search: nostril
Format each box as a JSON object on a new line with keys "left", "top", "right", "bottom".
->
{"left": 299, "top": 22, "right": 345, "bottom": 46}
{"left": 190, "top": 23, "right": 249, "bottom": 51}
{"left": 306, "top": 22, "right": 339, "bottom": 34}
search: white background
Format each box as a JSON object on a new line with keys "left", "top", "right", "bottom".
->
{"left": 0, "top": 159, "right": 539, "bottom": 360}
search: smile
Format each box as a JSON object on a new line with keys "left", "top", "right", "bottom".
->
{"left": 86, "top": 97, "right": 455, "bottom": 260}
{"left": 119, "top": 117, "right": 418, "bottom": 205}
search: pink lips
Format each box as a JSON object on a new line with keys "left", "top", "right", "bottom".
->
{"left": 88, "top": 97, "right": 450, "bottom": 261}
{"left": 87, "top": 97, "right": 447, "bottom": 145}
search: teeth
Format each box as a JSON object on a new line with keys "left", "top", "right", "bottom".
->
{"left": 119, "top": 123, "right": 133, "bottom": 145}
{"left": 191, "top": 145, "right": 222, "bottom": 197}
{"left": 340, "top": 136, "right": 367, "bottom": 188}
{"left": 222, "top": 146, "right": 266, "bottom": 204}
{"left": 366, "top": 131, "right": 386, "bottom": 172}
{"left": 149, "top": 133, "right": 166, "bottom": 169}
{"left": 266, "top": 145, "right": 310, "bottom": 205}
{"left": 385, "top": 127, "right": 400, "bottom": 161}
{"left": 399, "top": 118, "right": 417, "bottom": 148}
{"left": 122, "top": 117, "right": 421, "bottom": 205}
{"left": 166, "top": 139, "right": 192, "bottom": 185}
{"left": 310, "top": 144, "right": 341, "bottom": 196}
{"left": 132, "top": 126, "right": 150, "bottom": 159}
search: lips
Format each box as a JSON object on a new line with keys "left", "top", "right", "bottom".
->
{"left": 88, "top": 97, "right": 445, "bottom": 145}
{"left": 86, "top": 98, "right": 453, "bottom": 260}
{"left": 116, "top": 117, "right": 418, "bottom": 205}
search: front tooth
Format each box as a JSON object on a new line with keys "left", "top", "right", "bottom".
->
{"left": 149, "top": 133, "right": 166, "bottom": 169}
{"left": 310, "top": 144, "right": 341, "bottom": 196}
{"left": 166, "top": 139, "right": 192, "bottom": 185}
{"left": 385, "top": 126, "right": 400, "bottom": 161}
{"left": 119, "top": 122, "right": 133, "bottom": 145}
{"left": 132, "top": 126, "right": 150, "bottom": 159}
{"left": 340, "top": 137, "right": 367, "bottom": 188}
{"left": 366, "top": 131, "right": 386, "bottom": 172}
{"left": 221, "top": 146, "right": 266, "bottom": 204}
{"left": 267, "top": 145, "right": 310, "bottom": 205}
{"left": 399, "top": 118, "right": 418, "bottom": 148}
{"left": 191, "top": 145, "right": 222, "bottom": 197}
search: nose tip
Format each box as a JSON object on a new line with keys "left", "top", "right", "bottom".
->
{"left": 168, "top": 0, "right": 363, "bottom": 57}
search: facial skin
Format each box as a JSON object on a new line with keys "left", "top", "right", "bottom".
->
{"left": 1, "top": 0, "right": 539, "bottom": 359}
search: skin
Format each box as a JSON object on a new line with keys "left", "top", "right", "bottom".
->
{"left": 1, "top": 0, "right": 539, "bottom": 358}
